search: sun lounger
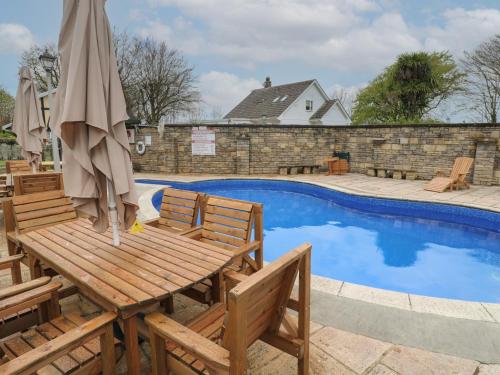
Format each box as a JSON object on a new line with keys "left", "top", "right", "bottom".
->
{"left": 424, "top": 157, "right": 474, "bottom": 192}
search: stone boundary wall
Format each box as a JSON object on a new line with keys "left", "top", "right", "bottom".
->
{"left": 131, "top": 124, "right": 500, "bottom": 185}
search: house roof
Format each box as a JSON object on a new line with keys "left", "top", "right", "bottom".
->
{"left": 224, "top": 80, "right": 314, "bottom": 119}
{"left": 310, "top": 100, "right": 338, "bottom": 120}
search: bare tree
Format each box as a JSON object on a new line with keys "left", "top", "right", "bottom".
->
{"left": 20, "top": 43, "right": 61, "bottom": 92}
{"left": 461, "top": 35, "right": 500, "bottom": 123}
{"left": 331, "top": 86, "right": 358, "bottom": 118}
{"left": 131, "top": 38, "right": 200, "bottom": 125}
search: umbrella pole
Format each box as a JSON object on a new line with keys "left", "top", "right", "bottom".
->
{"left": 107, "top": 179, "right": 120, "bottom": 246}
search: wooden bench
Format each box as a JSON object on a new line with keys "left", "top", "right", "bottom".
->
{"left": 5, "top": 160, "right": 31, "bottom": 174}
{"left": 12, "top": 172, "right": 64, "bottom": 196}
{"left": 145, "top": 243, "right": 311, "bottom": 375}
{"left": 279, "top": 165, "right": 320, "bottom": 175}
{"left": 0, "top": 281, "right": 120, "bottom": 375}
{"left": 180, "top": 195, "right": 263, "bottom": 306}
{"left": 0, "top": 174, "right": 9, "bottom": 197}
{"left": 144, "top": 188, "right": 204, "bottom": 233}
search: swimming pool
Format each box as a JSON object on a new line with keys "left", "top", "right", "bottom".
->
{"left": 140, "top": 179, "right": 500, "bottom": 303}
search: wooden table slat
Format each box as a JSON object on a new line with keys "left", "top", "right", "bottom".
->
{"left": 69, "top": 224, "right": 209, "bottom": 283}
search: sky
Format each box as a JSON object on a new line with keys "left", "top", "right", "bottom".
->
{"left": 1, "top": 0, "right": 500, "bottom": 120}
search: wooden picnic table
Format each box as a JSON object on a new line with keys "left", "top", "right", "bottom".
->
{"left": 17, "top": 218, "right": 236, "bottom": 375}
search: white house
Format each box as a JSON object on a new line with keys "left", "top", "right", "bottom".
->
{"left": 223, "top": 78, "right": 351, "bottom": 126}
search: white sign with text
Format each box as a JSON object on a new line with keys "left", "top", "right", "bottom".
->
{"left": 192, "top": 127, "right": 216, "bottom": 155}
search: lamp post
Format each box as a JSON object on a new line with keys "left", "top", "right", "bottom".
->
{"left": 39, "top": 49, "right": 61, "bottom": 172}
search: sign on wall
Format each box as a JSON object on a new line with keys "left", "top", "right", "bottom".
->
{"left": 192, "top": 127, "right": 216, "bottom": 155}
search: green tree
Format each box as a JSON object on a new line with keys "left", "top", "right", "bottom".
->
{"left": 352, "top": 52, "right": 464, "bottom": 124}
{"left": 0, "top": 86, "right": 15, "bottom": 126}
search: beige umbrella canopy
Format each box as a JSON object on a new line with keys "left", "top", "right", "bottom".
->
{"left": 12, "top": 67, "right": 47, "bottom": 170}
{"left": 53, "top": 0, "right": 138, "bottom": 235}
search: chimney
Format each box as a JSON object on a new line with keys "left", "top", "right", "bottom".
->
{"left": 263, "top": 76, "right": 272, "bottom": 88}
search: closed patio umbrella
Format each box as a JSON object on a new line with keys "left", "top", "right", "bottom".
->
{"left": 12, "top": 66, "right": 47, "bottom": 172}
{"left": 53, "top": 0, "right": 138, "bottom": 242}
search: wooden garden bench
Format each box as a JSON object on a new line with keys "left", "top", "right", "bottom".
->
{"left": 0, "top": 280, "right": 121, "bottom": 375}
{"left": 5, "top": 160, "right": 31, "bottom": 174}
{"left": 424, "top": 157, "right": 474, "bottom": 192}
{"left": 144, "top": 188, "right": 205, "bottom": 233}
{"left": 179, "top": 195, "right": 263, "bottom": 306}
{"left": 145, "top": 243, "right": 311, "bottom": 375}
{"left": 12, "top": 172, "right": 64, "bottom": 196}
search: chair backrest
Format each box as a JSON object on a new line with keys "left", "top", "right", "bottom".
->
{"left": 13, "top": 172, "right": 64, "bottom": 196}
{"left": 159, "top": 188, "right": 204, "bottom": 231}
{"left": 222, "top": 243, "right": 311, "bottom": 366}
{"left": 10, "top": 190, "right": 77, "bottom": 234}
{"left": 5, "top": 160, "right": 31, "bottom": 174}
{"left": 201, "top": 196, "right": 262, "bottom": 251}
{"left": 450, "top": 157, "right": 474, "bottom": 181}
{"left": 0, "top": 175, "right": 6, "bottom": 185}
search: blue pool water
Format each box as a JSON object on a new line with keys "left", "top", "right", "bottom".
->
{"left": 141, "top": 179, "right": 500, "bottom": 303}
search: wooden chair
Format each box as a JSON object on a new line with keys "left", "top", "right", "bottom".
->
{"left": 180, "top": 195, "right": 263, "bottom": 306}
{"left": 0, "top": 253, "right": 52, "bottom": 339}
{"left": 13, "top": 172, "right": 64, "bottom": 196}
{"left": 144, "top": 188, "right": 205, "bottom": 233}
{"left": 424, "top": 157, "right": 474, "bottom": 192}
{"left": 0, "top": 281, "right": 120, "bottom": 375}
{"left": 145, "top": 243, "right": 312, "bottom": 375}
{"left": 3, "top": 190, "right": 77, "bottom": 257}
{"left": 5, "top": 160, "right": 31, "bottom": 174}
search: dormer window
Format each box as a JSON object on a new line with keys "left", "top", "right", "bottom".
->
{"left": 306, "top": 100, "right": 313, "bottom": 112}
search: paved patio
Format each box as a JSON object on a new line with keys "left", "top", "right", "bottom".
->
{"left": 1, "top": 173, "right": 500, "bottom": 374}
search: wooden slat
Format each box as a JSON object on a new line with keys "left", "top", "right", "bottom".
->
{"left": 202, "top": 230, "right": 246, "bottom": 248}
{"left": 18, "top": 211, "right": 77, "bottom": 231}
{"left": 30, "top": 230, "right": 153, "bottom": 303}
{"left": 204, "top": 221, "right": 247, "bottom": 240}
{"left": 61, "top": 223, "right": 192, "bottom": 288}
{"left": 13, "top": 190, "right": 65, "bottom": 205}
{"left": 21, "top": 233, "right": 135, "bottom": 309}
{"left": 204, "top": 213, "right": 249, "bottom": 230}
{"left": 16, "top": 205, "right": 75, "bottom": 222}
{"left": 164, "top": 196, "right": 196, "bottom": 208}
{"left": 158, "top": 218, "right": 192, "bottom": 230}
{"left": 207, "top": 197, "right": 253, "bottom": 212}
{"left": 205, "top": 205, "right": 251, "bottom": 221}
{"left": 14, "top": 198, "right": 72, "bottom": 214}
{"left": 161, "top": 203, "right": 194, "bottom": 216}
{"left": 163, "top": 188, "right": 199, "bottom": 200}
{"left": 160, "top": 210, "right": 193, "bottom": 224}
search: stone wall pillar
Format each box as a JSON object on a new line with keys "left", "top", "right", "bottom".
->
{"left": 473, "top": 139, "right": 497, "bottom": 185}
{"left": 236, "top": 136, "right": 250, "bottom": 175}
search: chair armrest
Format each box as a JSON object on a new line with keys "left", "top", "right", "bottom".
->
{"left": 233, "top": 241, "right": 260, "bottom": 257}
{"left": 0, "top": 254, "right": 23, "bottom": 270}
{"left": 145, "top": 312, "right": 230, "bottom": 373}
{"left": 179, "top": 226, "right": 203, "bottom": 239}
{"left": 143, "top": 217, "right": 160, "bottom": 227}
{"left": 0, "top": 312, "right": 117, "bottom": 375}
{"left": 0, "top": 276, "right": 51, "bottom": 300}
{"left": 435, "top": 170, "right": 446, "bottom": 177}
{"left": 0, "top": 281, "right": 62, "bottom": 319}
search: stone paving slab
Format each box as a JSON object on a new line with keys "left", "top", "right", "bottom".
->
{"left": 409, "top": 294, "right": 494, "bottom": 321}
{"left": 380, "top": 346, "right": 480, "bottom": 375}
{"left": 311, "top": 326, "right": 392, "bottom": 374}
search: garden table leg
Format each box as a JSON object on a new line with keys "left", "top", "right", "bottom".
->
{"left": 124, "top": 315, "right": 141, "bottom": 375}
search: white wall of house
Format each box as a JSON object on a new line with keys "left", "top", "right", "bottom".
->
{"left": 321, "top": 102, "right": 350, "bottom": 126}
{"left": 279, "top": 83, "right": 326, "bottom": 125}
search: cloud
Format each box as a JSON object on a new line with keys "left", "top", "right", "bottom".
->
{"left": 0, "top": 23, "right": 34, "bottom": 55}
{"left": 138, "top": 2, "right": 500, "bottom": 75}
{"left": 423, "top": 8, "right": 500, "bottom": 57}
{"left": 197, "top": 71, "right": 261, "bottom": 116}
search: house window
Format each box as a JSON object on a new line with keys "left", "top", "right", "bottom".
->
{"left": 306, "top": 100, "right": 313, "bottom": 112}
{"left": 280, "top": 95, "right": 288, "bottom": 102}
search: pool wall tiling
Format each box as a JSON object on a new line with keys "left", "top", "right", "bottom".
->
{"left": 137, "top": 178, "right": 500, "bottom": 233}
